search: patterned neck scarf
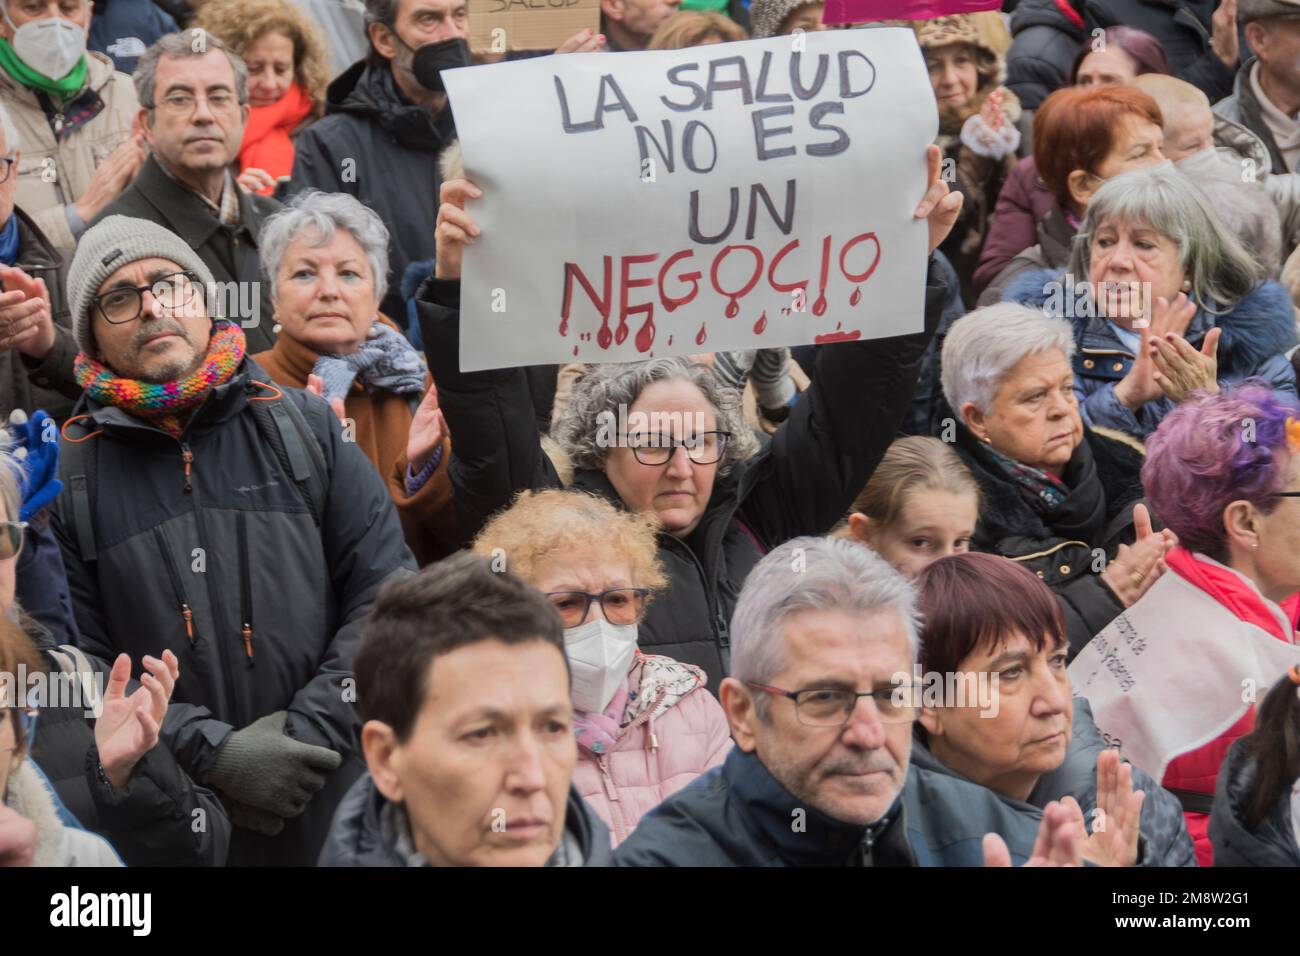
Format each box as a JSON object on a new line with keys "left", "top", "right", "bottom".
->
{"left": 979, "top": 440, "right": 1071, "bottom": 513}
{"left": 74, "top": 321, "right": 246, "bottom": 438}
{"left": 311, "top": 320, "right": 426, "bottom": 406}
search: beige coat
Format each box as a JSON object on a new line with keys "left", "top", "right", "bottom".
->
{"left": 2, "top": 51, "right": 138, "bottom": 254}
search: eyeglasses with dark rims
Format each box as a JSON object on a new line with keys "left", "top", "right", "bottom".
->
{"left": 744, "top": 681, "right": 919, "bottom": 726}
{"left": 92, "top": 271, "right": 202, "bottom": 325}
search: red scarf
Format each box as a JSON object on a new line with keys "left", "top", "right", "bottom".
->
{"left": 1165, "top": 546, "right": 1300, "bottom": 643}
{"left": 238, "top": 83, "right": 314, "bottom": 194}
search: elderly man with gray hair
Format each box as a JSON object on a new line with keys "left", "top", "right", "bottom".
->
{"left": 93, "top": 30, "right": 281, "bottom": 352}
{"left": 614, "top": 535, "right": 1083, "bottom": 867}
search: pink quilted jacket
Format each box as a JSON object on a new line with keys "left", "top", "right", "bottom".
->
{"left": 572, "top": 655, "right": 733, "bottom": 847}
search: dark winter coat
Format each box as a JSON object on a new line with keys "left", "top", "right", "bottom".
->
{"left": 50, "top": 358, "right": 417, "bottom": 865}
{"left": 973, "top": 156, "right": 1057, "bottom": 298}
{"left": 1003, "top": 269, "right": 1298, "bottom": 439}
{"left": 417, "top": 260, "right": 951, "bottom": 693}
{"left": 977, "top": 202, "right": 1075, "bottom": 307}
{"left": 1, "top": 207, "right": 79, "bottom": 421}
{"left": 288, "top": 56, "right": 455, "bottom": 323}
{"left": 1007, "top": 0, "right": 1236, "bottom": 111}
{"left": 613, "top": 745, "right": 1044, "bottom": 866}
{"left": 1214, "top": 58, "right": 1294, "bottom": 177}
{"left": 87, "top": 0, "right": 179, "bottom": 74}
{"left": 94, "top": 156, "right": 282, "bottom": 354}
{"left": 911, "top": 698, "right": 1195, "bottom": 867}
{"left": 1208, "top": 735, "right": 1300, "bottom": 866}
{"left": 319, "top": 774, "right": 612, "bottom": 866}
{"left": 25, "top": 616, "right": 232, "bottom": 866}
{"left": 945, "top": 408, "right": 1146, "bottom": 658}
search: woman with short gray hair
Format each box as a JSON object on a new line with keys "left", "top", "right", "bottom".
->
{"left": 939, "top": 303, "right": 1175, "bottom": 657}
{"left": 1001, "top": 164, "right": 1297, "bottom": 440}
{"left": 252, "top": 189, "right": 459, "bottom": 565}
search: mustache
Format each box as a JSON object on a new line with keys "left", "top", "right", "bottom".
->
{"left": 131, "top": 318, "right": 191, "bottom": 351}
{"left": 819, "top": 753, "right": 897, "bottom": 777}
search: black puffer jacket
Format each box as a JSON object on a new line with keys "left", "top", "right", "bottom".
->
{"left": 1007, "top": 0, "right": 1236, "bottom": 110}
{"left": 50, "top": 358, "right": 417, "bottom": 865}
{"left": 288, "top": 56, "right": 455, "bottom": 323}
{"left": 946, "top": 411, "right": 1146, "bottom": 658}
{"left": 1209, "top": 736, "right": 1300, "bottom": 866}
{"left": 1, "top": 207, "right": 79, "bottom": 420}
{"left": 25, "top": 615, "right": 232, "bottom": 866}
{"left": 418, "top": 261, "right": 950, "bottom": 693}
{"left": 319, "top": 773, "right": 612, "bottom": 866}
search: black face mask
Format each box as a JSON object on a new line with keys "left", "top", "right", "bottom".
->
{"left": 410, "top": 38, "right": 470, "bottom": 93}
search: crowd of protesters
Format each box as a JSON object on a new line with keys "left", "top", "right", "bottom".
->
{"left": 0, "top": 0, "right": 1298, "bottom": 870}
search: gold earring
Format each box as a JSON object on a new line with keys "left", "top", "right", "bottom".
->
{"left": 1181, "top": 278, "right": 1191, "bottom": 293}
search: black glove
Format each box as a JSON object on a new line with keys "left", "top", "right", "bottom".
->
{"left": 206, "top": 711, "right": 341, "bottom": 819}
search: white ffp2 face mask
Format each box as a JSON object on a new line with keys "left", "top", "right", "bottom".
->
{"left": 7, "top": 15, "right": 87, "bottom": 82}
{"left": 563, "top": 618, "right": 638, "bottom": 714}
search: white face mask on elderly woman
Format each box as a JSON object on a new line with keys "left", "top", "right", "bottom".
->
{"left": 564, "top": 618, "right": 638, "bottom": 713}
{"left": 3, "top": 12, "right": 86, "bottom": 82}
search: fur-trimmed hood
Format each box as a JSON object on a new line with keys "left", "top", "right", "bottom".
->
{"left": 1002, "top": 268, "right": 1298, "bottom": 377}
{"left": 3, "top": 760, "right": 121, "bottom": 867}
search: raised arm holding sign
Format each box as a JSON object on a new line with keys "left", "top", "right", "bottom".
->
{"left": 414, "top": 33, "right": 959, "bottom": 684}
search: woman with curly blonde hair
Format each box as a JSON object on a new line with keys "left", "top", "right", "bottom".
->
{"left": 195, "top": 0, "right": 331, "bottom": 196}
{"left": 473, "top": 489, "right": 732, "bottom": 847}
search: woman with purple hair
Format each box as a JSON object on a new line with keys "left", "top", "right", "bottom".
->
{"left": 1073, "top": 26, "right": 1172, "bottom": 88}
{"left": 1070, "top": 384, "right": 1300, "bottom": 866}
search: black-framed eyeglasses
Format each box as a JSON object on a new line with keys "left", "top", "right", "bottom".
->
{"left": 0, "top": 155, "right": 14, "bottom": 185}
{"left": 745, "top": 681, "right": 918, "bottom": 726}
{"left": 92, "top": 271, "right": 201, "bottom": 325}
{"left": 0, "top": 520, "right": 26, "bottom": 561}
{"left": 1269, "top": 492, "right": 1300, "bottom": 497}
{"left": 627, "top": 431, "right": 731, "bottom": 466}
{"left": 545, "top": 588, "right": 650, "bottom": 628}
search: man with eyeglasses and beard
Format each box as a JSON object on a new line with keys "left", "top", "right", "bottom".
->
{"left": 94, "top": 31, "right": 281, "bottom": 353}
{"left": 615, "top": 536, "right": 1087, "bottom": 867}
{"left": 48, "top": 214, "right": 417, "bottom": 865}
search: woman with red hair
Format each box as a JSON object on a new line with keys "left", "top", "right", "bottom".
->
{"left": 978, "top": 84, "right": 1167, "bottom": 304}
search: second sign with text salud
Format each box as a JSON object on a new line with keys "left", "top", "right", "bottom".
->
{"left": 442, "top": 28, "right": 938, "bottom": 371}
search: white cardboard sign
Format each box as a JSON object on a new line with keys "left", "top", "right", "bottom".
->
{"left": 442, "top": 29, "right": 937, "bottom": 371}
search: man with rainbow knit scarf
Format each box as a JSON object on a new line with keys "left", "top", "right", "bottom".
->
{"left": 48, "top": 213, "right": 418, "bottom": 866}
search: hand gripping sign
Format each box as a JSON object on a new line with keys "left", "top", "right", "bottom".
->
{"left": 442, "top": 28, "right": 937, "bottom": 371}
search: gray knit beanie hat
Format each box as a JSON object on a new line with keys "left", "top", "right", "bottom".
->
{"left": 751, "top": 0, "right": 822, "bottom": 39}
{"left": 67, "top": 216, "right": 218, "bottom": 356}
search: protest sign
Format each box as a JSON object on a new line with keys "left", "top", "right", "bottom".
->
{"left": 822, "top": 0, "right": 1002, "bottom": 24}
{"left": 468, "top": 0, "right": 601, "bottom": 54}
{"left": 442, "top": 28, "right": 937, "bottom": 371}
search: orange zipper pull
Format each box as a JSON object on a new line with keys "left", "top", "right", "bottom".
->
{"left": 181, "top": 604, "right": 194, "bottom": 645}
{"left": 181, "top": 445, "right": 194, "bottom": 492}
{"left": 242, "top": 624, "right": 254, "bottom": 665}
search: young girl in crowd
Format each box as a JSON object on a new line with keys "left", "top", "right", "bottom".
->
{"left": 839, "top": 436, "right": 980, "bottom": 579}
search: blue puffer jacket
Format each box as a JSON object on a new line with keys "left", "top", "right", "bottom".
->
{"left": 1003, "top": 270, "right": 1297, "bottom": 439}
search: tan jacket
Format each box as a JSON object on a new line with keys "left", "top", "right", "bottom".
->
{"left": 2, "top": 51, "right": 138, "bottom": 254}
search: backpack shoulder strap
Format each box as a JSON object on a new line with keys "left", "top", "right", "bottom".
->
{"left": 58, "top": 414, "right": 101, "bottom": 564}
{"left": 246, "top": 379, "right": 331, "bottom": 527}
{"left": 45, "top": 644, "right": 104, "bottom": 717}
